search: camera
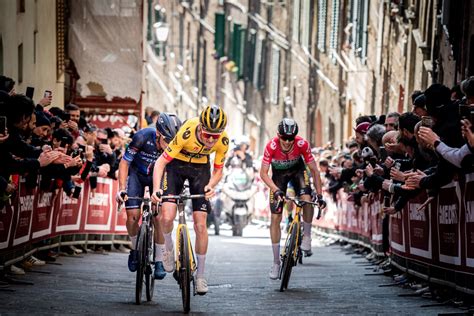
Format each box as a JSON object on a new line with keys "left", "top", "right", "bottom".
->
{"left": 100, "top": 138, "right": 108, "bottom": 145}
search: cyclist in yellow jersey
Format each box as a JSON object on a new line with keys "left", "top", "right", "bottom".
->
{"left": 151, "top": 105, "right": 229, "bottom": 295}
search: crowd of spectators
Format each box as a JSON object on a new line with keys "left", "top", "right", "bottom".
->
{"left": 0, "top": 75, "right": 129, "bottom": 274}
{"left": 313, "top": 76, "right": 474, "bottom": 255}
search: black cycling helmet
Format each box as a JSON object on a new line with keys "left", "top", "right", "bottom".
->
{"left": 277, "top": 118, "right": 298, "bottom": 138}
{"left": 199, "top": 104, "right": 227, "bottom": 133}
{"left": 156, "top": 113, "right": 182, "bottom": 143}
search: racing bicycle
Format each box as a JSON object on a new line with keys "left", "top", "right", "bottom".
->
{"left": 279, "top": 196, "right": 321, "bottom": 292}
{"left": 160, "top": 192, "right": 206, "bottom": 313}
{"left": 118, "top": 189, "right": 157, "bottom": 304}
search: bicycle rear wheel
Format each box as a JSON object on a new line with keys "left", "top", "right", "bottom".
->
{"left": 280, "top": 222, "right": 298, "bottom": 292}
{"left": 135, "top": 224, "right": 146, "bottom": 304}
{"left": 178, "top": 227, "right": 191, "bottom": 313}
{"left": 145, "top": 225, "right": 155, "bottom": 301}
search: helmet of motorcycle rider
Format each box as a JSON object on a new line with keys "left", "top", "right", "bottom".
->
{"left": 229, "top": 156, "right": 243, "bottom": 168}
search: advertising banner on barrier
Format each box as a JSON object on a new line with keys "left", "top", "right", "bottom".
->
{"left": 407, "top": 192, "right": 432, "bottom": 259}
{"left": 370, "top": 199, "right": 383, "bottom": 246}
{"left": 437, "top": 181, "right": 462, "bottom": 266}
{"left": 55, "top": 190, "right": 84, "bottom": 233}
{"left": 13, "top": 181, "right": 36, "bottom": 246}
{"left": 359, "top": 202, "right": 370, "bottom": 238}
{"left": 0, "top": 203, "right": 15, "bottom": 250}
{"left": 84, "top": 178, "right": 113, "bottom": 232}
{"left": 464, "top": 173, "right": 474, "bottom": 268}
{"left": 31, "top": 190, "right": 56, "bottom": 240}
{"left": 390, "top": 210, "right": 405, "bottom": 253}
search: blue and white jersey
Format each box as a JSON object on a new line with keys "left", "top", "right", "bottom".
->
{"left": 123, "top": 127, "right": 161, "bottom": 175}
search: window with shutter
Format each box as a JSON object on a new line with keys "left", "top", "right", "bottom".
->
{"left": 245, "top": 29, "right": 257, "bottom": 82}
{"left": 317, "top": 0, "right": 327, "bottom": 53}
{"left": 253, "top": 36, "right": 263, "bottom": 89}
{"left": 292, "top": 0, "right": 301, "bottom": 43}
{"left": 270, "top": 45, "right": 280, "bottom": 105}
{"left": 302, "top": 0, "right": 311, "bottom": 48}
{"left": 330, "top": 0, "right": 340, "bottom": 63}
{"left": 360, "top": 0, "right": 369, "bottom": 63}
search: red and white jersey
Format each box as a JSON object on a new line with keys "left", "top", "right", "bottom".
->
{"left": 262, "top": 136, "right": 314, "bottom": 170}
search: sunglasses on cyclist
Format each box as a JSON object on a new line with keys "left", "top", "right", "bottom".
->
{"left": 279, "top": 135, "right": 295, "bottom": 142}
{"left": 201, "top": 130, "right": 221, "bottom": 140}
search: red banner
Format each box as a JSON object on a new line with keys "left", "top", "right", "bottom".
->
{"left": 370, "top": 198, "right": 383, "bottom": 246}
{"left": 464, "top": 173, "right": 474, "bottom": 268}
{"left": 437, "top": 182, "right": 461, "bottom": 266}
{"left": 31, "top": 190, "right": 56, "bottom": 240}
{"left": 407, "top": 192, "right": 432, "bottom": 259}
{"left": 13, "top": 181, "right": 36, "bottom": 246}
{"left": 55, "top": 189, "right": 84, "bottom": 234}
{"left": 84, "top": 178, "right": 113, "bottom": 232}
{"left": 0, "top": 202, "right": 15, "bottom": 249}
{"left": 390, "top": 210, "right": 405, "bottom": 254}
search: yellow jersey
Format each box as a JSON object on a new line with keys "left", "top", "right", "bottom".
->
{"left": 162, "top": 117, "right": 229, "bottom": 168}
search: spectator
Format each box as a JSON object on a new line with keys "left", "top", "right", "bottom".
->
{"left": 384, "top": 112, "right": 400, "bottom": 131}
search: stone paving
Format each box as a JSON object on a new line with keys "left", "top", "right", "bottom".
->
{"left": 0, "top": 225, "right": 462, "bottom": 315}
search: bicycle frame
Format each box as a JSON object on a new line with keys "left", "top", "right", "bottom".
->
{"left": 175, "top": 201, "right": 197, "bottom": 273}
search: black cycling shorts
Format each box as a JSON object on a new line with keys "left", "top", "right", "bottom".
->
{"left": 269, "top": 167, "right": 312, "bottom": 214}
{"left": 125, "top": 168, "right": 153, "bottom": 210}
{"left": 162, "top": 159, "right": 211, "bottom": 213}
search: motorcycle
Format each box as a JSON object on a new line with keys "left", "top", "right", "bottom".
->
{"left": 222, "top": 163, "right": 257, "bottom": 236}
{"left": 207, "top": 184, "right": 223, "bottom": 235}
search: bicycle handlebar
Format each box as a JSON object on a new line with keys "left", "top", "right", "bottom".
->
{"left": 160, "top": 194, "right": 206, "bottom": 200}
{"left": 284, "top": 196, "right": 322, "bottom": 220}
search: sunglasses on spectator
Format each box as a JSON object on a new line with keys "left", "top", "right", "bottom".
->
{"left": 201, "top": 130, "right": 221, "bottom": 140}
{"left": 279, "top": 135, "right": 295, "bottom": 142}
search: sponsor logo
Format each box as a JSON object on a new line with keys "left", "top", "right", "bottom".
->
{"left": 89, "top": 193, "right": 109, "bottom": 206}
{"left": 297, "top": 140, "right": 305, "bottom": 147}
{"left": 37, "top": 193, "right": 53, "bottom": 208}
{"left": 222, "top": 137, "right": 229, "bottom": 146}
{"left": 409, "top": 204, "right": 426, "bottom": 221}
{"left": 163, "top": 173, "right": 168, "bottom": 191}
{"left": 438, "top": 204, "right": 458, "bottom": 225}
{"left": 182, "top": 128, "right": 191, "bottom": 140}
{"left": 20, "top": 195, "right": 35, "bottom": 212}
{"left": 270, "top": 141, "right": 277, "bottom": 150}
{"left": 166, "top": 147, "right": 172, "bottom": 152}
{"left": 466, "top": 201, "right": 474, "bottom": 223}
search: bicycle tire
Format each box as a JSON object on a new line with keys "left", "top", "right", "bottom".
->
{"left": 280, "top": 222, "right": 298, "bottom": 292}
{"left": 178, "top": 228, "right": 191, "bottom": 313}
{"left": 145, "top": 224, "right": 155, "bottom": 301}
{"left": 135, "top": 224, "right": 146, "bottom": 305}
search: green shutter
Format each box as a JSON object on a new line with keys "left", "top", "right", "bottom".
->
{"left": 244, "top": 29, "right": 257, "bottom": 82}
{"left": 214, "top": 12, "right": 225, "bottom": 58}
{"left": 147, "top": 0, "right": 153, "bottom": 41}
{"left": 237, "top": 27, "right": 246, "bottom": 79}
{"left": 232, "top": 23, "right": 242, "bottom": 67}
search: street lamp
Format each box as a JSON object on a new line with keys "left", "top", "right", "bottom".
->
{"left": 153, "top": 22, "right": 169, "bottom": 43}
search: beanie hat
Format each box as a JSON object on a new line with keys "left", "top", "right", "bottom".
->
{"left": 35, "top": 111, "right": 51, "bottom": 127}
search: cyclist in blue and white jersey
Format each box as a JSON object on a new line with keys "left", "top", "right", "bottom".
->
{"left": 116, "top": 113, "right": 182, "bottom": 279}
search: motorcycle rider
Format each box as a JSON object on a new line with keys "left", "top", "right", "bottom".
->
{"left": 260, "top": 118, "right": 326, "bottom": 280}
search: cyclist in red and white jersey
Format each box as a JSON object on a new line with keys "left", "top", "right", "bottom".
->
{"left": 260, "top": 118, "right": 326, "bottom": 280}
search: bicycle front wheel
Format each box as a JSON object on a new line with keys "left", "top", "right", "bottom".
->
{"left": 280, "top": 222, "right": 298, "bottom": 292}
{"left": 145, "top": 224, "right": 155, "bottom": 302}
{"left": 135, "top": 224, "right": 146, "bottom": 304}
{"left": 178, "top": 227, "right": 191, "bottom": 313}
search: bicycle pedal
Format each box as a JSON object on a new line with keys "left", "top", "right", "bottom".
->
{"left": 173, "top": 270, "right": 179, "bottom": 283}
{"left": 303, "top": 250, "right": 313, "bottom": 257}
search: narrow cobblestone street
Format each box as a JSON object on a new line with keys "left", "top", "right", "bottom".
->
{"left": 0, "top": 225, "right": 461, "bottom": 315}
